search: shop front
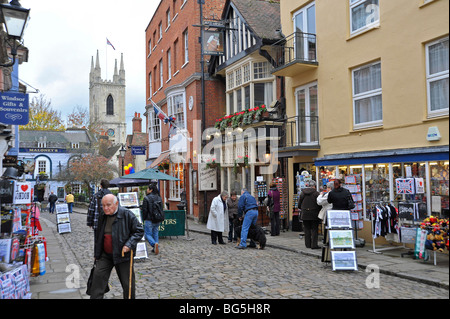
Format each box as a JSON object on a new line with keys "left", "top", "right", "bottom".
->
{"left": 312, "top": 146, "right": 449, "bottom": 245}
{"left": 217, "top": 121, "right": 285, "bottom": 227}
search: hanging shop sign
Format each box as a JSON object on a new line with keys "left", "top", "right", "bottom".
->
{"left": 0, "top": 92, "right": 29, "bottom": 125}
{"left": 203, "top": 30, "right": 224, "bottom": 56}
{"left": 13, "top": 182, "right": 32, "bottom": 205}
{"left": 131, "top": 146, "right": 146, "bottom": 155}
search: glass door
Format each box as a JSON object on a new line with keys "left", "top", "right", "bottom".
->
{"left": 293, "top": 2, "right": 316, "bottom": 61}
{"left": 295, "top": 83, "right": 319, "bottom": 145}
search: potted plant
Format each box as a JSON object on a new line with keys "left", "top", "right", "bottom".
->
{"left": 235, "top": 155, "right": 249, "bottom": 168}
{"left": 206, "top": 158, "right": 220, "bottom": 169}
{"left": 38, "top": 171, "right": 49, "bottom": 181}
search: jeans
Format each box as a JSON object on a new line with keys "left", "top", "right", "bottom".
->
{"left": 49, "top": 202, "right": 56, "bottom": 214}
{"left": 144, "top": 220, "right": 160, "bottom": 248}
{"left": 68, "top": 202, "right": 73, "bottom": 213}
{"left": 228, "top": 218, "right": 237, "bottom": 242}
{"left": 239, "top": 209, "right": 258, "bottom": 247}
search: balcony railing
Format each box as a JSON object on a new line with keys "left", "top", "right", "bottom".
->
{"left": 261, "top": 115, "right": 319, "bottom": 150}
{"left": 271, "top": 32, "right": 318, "bottom": 76}
{"left": 279, "top": 115, "right": 319, "bottom": 148}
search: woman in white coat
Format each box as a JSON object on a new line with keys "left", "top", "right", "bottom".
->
{"left": 207, "top": 191, "right": 229, "bottom": 245}
{"left": 317, "top": 181, "right": 334, "bottom": 224}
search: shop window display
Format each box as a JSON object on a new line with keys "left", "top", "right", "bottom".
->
{"left": 430, "top": 161, "right": 449, "bottom": 217}
{"left": 364, "top": 164, "right": 389, "bottom": 219}
{"left": 397, "top": 162, "right": 427, "bottom": 203}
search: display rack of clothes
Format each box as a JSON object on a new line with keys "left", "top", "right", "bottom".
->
{"left": 367, "top": 201, "right": 402, "bottom": 254}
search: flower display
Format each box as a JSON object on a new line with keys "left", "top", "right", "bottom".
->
{"left": 214, "top": 105, "right": 267, "bottom": 130}
{"left": 205, "top": 158, "right": 220, "bottom": 169}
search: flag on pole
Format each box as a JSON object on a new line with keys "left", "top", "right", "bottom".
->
{"left": 150, "top": 98, "right": 178, "bottom": 138}
{"left": 106, "top": 38, "right": 116, "bottom": 50}
{"left": 151, "top": 98, "right": 168, "bottom": 121}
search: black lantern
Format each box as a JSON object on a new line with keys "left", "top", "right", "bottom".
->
{"left": 0, "top": 0, "right": 30, "bottom": 39}
{"left": 0, "top": 0, "right": 30, "bottom": 67}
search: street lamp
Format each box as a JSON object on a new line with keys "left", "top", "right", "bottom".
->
{"left": 119, "top": 144, "right": 126, "bottom": 176}
{"left": 0, "top": 0, "right": 30, "bottom": 67}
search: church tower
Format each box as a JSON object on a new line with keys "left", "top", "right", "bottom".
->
{"left": 89, "top": 50, "right": 127, "bottom": 145}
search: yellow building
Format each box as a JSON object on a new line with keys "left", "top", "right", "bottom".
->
{"left": 272, "top": 0, "right": 449, "bottom": 243}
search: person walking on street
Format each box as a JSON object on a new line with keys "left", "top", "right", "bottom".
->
{"left": 327, "top": 179, "right": 353, "bottom": 210}
{"left": 268, "top": 183, "right": 281, "bottom": 236}
{"left": 65, "top": 192, "right": 74, "bottom": 213}
{"left": 227, "top": 191, "right": 239, "bottom": 243}
{"left": 317, "top": 181, "right": 334, "bottom": 224}
{"left": 48, "top": 191, "right": 58, "bottom": 214}
{"left": 142, "top": 184, "right": 164, "bottom": 254}
{"left": 207, "top": 191, "right": 229, "bottom": 245}
{"left": 298, "top": 180, "right": 321, "bottom": 249}
{"left": 87, "top": 179, "right": 112, "bottom": 233}
{"left": 236, "top": 188, "right": 258, "bottom": 249}
{"left": 89, "top": 194, "right": 144, "bottom": 299}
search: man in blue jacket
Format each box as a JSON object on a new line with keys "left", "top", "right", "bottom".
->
{"left": 236, "top": 188, "right": 258, "bottom": 249}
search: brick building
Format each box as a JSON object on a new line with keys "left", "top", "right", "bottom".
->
{"left": 144, "top": 0, "right": 226, "bottom": 221}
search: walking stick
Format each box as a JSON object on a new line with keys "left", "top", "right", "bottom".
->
{"left": 128, "top": 249, "right": 133, "bottom": 299}
{"left": 122, "top": 248, "right": 134, "bottom": 299}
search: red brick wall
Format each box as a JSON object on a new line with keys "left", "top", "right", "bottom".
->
{"left": 145, "top": 0, "right": 226, "bottom": 220}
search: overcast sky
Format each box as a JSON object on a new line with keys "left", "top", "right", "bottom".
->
{"left": 18, "top": 0, "right": 160, "bottom": 133}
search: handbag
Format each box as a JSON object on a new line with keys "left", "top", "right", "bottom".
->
{"left": 347, "top": 191, "right": 355, "bottom": 210}
{"left": 86, "top": 261, "right": 109, "bottom": 295}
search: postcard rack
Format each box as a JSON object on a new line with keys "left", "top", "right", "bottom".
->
{"left": 322, "top": 210, "right": 358, "bottom": 271}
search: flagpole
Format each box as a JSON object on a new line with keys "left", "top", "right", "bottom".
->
{"left": 105, "top": 40, "right": 108, "bottom": 80}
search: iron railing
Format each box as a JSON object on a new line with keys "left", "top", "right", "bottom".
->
{"left": 271, "top": 31, "right": 317, "bottom": 69}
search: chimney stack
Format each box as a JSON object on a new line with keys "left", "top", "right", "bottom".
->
{"left": 132, "top": 112, "right": 142, "bottom": 133}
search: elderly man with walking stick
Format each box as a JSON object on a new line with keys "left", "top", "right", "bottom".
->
{"left": 88, "top": 194, "right": 144, "bottom": 299}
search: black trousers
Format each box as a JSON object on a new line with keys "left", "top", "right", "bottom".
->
{"left": 271, "top": 212, "right": 280, "bottom": 236}
{"left": 302, "top": 220, "right": 320, "bottom": 248}
{"left": 89, "top": 252, "right": 135, "bottom": 299}
{"left": 210, "top": 230, "right": 224, "bottom": 244}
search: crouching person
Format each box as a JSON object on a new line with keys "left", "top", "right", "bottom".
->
{"left": 89, "top": 194, "right": 144, "bottom": 299}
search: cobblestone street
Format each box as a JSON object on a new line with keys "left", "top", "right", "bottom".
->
{"left": 37, "top": 210, "right": 448, "bottom": 300}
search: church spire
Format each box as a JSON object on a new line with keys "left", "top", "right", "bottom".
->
{"left": 113, "top": 58, "right": 119, "bottom": 83}
{"left": 119, "top": 53, "right": 125, "bottom": 85}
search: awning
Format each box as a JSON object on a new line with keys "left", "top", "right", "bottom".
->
{"left": 314, "top": 146, "right": 449, "bottom": 166}
{"left": 148, "top": 151, "right": 170, "bottom": 168}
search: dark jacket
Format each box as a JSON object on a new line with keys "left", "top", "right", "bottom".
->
{"left": 48, "top": 194, "right": 58, "bottom": 204}
{"left": 298, "top": 187, "right": 321, "bottom": 220}
{"left": 87, "top": 188, "right": 112, "bottom": 229}
{"left": 237, "top": 191, "right": 258, "bottom": 218}
{"left": 327, "top": 187, "right": 352, "bottom": 210}
{"left": 94, "top": 206, "right": 144, "bottom": 265}
{"left": 141, "top": 192, "right": 162, "bottom": 221}
{"left": 268, "top": 188, "right": 281, "bottom": 213}
{"left": 227, "top": 198, "right": 239, "bottom": 219}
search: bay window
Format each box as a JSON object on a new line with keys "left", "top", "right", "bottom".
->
{"left": 226, "top": 61, "right": 275, "bottom": 114}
